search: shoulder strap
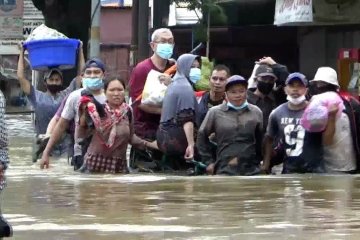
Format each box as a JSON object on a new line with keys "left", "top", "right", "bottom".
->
{"left": 127, "top": 106, "right": 133, "bottom": 123}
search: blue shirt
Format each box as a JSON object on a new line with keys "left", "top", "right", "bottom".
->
{"left": 27, "top": 78, "right": 77, "bottom": 134}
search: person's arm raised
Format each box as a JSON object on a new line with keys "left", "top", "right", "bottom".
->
{"left": 16, "top": 43, "right": 31, "bottom": 95}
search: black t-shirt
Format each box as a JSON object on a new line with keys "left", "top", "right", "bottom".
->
{"left": 196, "top": 92, "right": 224, "bottom": 127}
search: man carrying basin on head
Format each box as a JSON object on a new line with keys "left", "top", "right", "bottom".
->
{"left": 17, "top": 42, "right": 85, "bottom": 157}
{"left": 40, "top": 58, "right": 107, "bottom": 169}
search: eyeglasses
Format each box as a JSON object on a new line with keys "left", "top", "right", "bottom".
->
{"left": 211, "top": 76, "right": 226, "bottom": 81}
{"left": 154, "top": 39, "right": 175, "bottom": 45}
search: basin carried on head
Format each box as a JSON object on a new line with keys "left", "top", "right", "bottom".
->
{"left": 23, "top": 39, "right": 80, "bottom": 71}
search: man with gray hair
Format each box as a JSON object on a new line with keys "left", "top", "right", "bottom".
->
{"left": 128, "top": 28, "right": 175, "bottom": 171}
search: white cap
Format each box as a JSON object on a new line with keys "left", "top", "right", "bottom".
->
{"left": 311, "top": 67, "right": 339, "bottom": 87}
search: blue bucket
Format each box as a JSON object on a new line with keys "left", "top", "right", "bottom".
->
{"left": 23, "top": 39, "right": 80, "bottom": 71}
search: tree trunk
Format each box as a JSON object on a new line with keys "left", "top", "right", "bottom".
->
{"left": 31, "top": 0, "right": 91, "bottom": 58}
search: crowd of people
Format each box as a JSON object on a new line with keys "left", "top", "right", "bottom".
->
{"left": 1, "top": 27, "right": 360, "bottom": 177}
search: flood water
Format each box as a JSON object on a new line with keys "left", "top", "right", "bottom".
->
{"left": 3, "top": 114, "right": 360, "bottom": 239}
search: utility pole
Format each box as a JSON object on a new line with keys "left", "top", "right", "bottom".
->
{"left": 90, "top": 0, "right": 100, "bottom": 58}
{"left": 137, "top": 0, "right": 149, "bottom": 62}
{"left": 130, "top": 0, "right": 139, "bottom": 67}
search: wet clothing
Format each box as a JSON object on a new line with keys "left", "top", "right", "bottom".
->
{"left": 196, "top": 91, "right": 224, "bottom": 127}
{"left": 27, "top": 78, "right": 77, "bottom": 134}
{"left": 61, "top": 88, "right": 106, "bottom": 157}
{"left": 128, "top": 58, "right": 173, "bottom": 172}
{"left": 323, "top": 93, "right": 360, "bottom": 173}
{"left": 160, "top": 54, "right": 198, "bottom": 123}
{"left": 157, "top": 54, "right": 198, "bottom": 159}
{"left": 157, "top": 109, "right": 194, "bottom": 157}
{"left": 0, "top": 90, "right": 9, "bottom": 170}
{"left": 247, "top": 90, "right": 277, "bottom": 133}
{"left": 197, "top": 103, "right": 263, "bottom": 175}
{"left": 266, "top": 103, "right": 324, "bottom": 174}
{"left": 129, "top": 58, "right": 173, "bottom": 139}
{"left": 323, "top": 112, "right": 356, "bottom": 172}
{"left": 80, "top": 101, "right": 147, "bottom": 173}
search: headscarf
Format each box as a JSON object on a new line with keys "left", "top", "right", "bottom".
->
{"left": 79, "top": 93, "right": 130, "bottom": 148}
{"left": 160, "top": 53, "right": 199, "bottom": 123}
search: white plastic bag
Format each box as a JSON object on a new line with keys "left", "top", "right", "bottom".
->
{"left": 248, "top": 63, "right": 260, "bottom": 89}
{"left": 141, "top": 70, "right": 168, "bottom": 106}
{"left": 25, "top": 24, "right": 68, "bottom": 42}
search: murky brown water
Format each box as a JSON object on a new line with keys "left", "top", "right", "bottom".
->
{"left": 3, "top": 114, "right": 360, "bottom": 239}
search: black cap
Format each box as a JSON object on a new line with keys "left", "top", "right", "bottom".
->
{"left": 44, "top": 68, "right": 63, "bottom": 81}
{"left": 255, "top": 64, "right": 277, "bottom": 79}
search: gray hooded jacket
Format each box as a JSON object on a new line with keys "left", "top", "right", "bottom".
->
{"left": 160, "top": 54, "right": 199, "bottom": 123}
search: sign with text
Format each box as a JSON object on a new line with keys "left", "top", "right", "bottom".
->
{"left": 0, "top": 0, "right": 23, "bottom": 16}
{"left": 0, "top": 16, "right": 23, "bottom": 38}
{"left": 0, "top": 0, "right": 43, "bottom": 54}
{"left": 23, "top": 0, "right": 42, "bottom": 19}
{"left": 0, "top": 18, "right": 43, "bottom": 54}
{"left": 274, "top": 0, "right": 313, "bottom": 26}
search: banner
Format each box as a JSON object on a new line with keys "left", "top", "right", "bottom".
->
{"left": 0, "top": 0, "right": 23, "bottom": 16}
{"left": 0, "top": 0, "right": 24, "bottom": 39}
{"left": 0, "top": 16, "right": 23, "bottom": 38}
{"left": 0, "top": 0, "right": 44, "bottom": 54}
{"left": 274, "top": 0, "right": 313, "bottom": 26}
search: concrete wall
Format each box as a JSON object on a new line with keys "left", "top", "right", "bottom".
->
{"left": 298, "top": 25, "right": 360, "bottom": 79}
{"left": 100, "top": 7, "right": 132, "bottom": 82}
{"left": 100, "top": 7, "right": 132, "bottom": 44}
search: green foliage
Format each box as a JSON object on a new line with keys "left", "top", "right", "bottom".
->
{"left": 170, "top": 0, "right": 227, "bottom": 42}
{"left": 195, "top": 56, "right": 214, "bottom": 91}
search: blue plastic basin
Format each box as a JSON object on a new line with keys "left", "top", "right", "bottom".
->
{"left": 23, "top": 39, "right": 80, "bottom": 71}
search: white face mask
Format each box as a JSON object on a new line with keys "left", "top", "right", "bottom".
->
{"left": 287, "top": 95, "right": 306, "bottom": 105}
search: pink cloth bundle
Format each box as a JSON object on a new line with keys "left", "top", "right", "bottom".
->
{"left": 300, "top": 92, "right": 344, "bottom": 132}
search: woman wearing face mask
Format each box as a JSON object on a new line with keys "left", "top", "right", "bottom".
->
{"left": 262, "top": 72, "right": 325, "bottom": 174}
{"left": 196, "top": 75, "right": 263, "bottom": 176}
{"left": 156, "top": 54, "right": 200, "bottom": 171}
{"left": 77, "top": 76, "right": 158, "bottom": 173}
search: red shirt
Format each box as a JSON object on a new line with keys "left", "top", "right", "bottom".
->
{"left": 129, "top": 58, "right": 170, "bottom": 139}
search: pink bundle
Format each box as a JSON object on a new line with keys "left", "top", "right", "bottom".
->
{"left": 300, "top": 92, "right": 344, "bottom": 132}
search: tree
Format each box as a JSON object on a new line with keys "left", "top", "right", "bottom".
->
{"left": 31, "top": 0, "right": 91, "bottom": 57}
{"left": 171, "top": 0, "right": 227, "bottom": 56}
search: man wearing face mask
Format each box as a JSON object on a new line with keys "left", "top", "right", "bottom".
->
{"left": 310, "top": 67, "right": 360, "bottom": 173}
{"left": 17, "top": 43, "right": 84, "bottom": 136}
{"left": 197, "top": 75, "right": 263, "bottom": 175}
{"left": 128, "top": 28, "right": 175, "bottom": 171}
{"left": 262, "top": 73, "right": 325, "bottom": 174}
{"left": 247, "top": 64, "right": 278, "bottom": 132}
{"left": 247, "top": 57, "right": 289, "bottom": 131}
{"left": 39, "top": 58, "right": 107, "bottom": 169}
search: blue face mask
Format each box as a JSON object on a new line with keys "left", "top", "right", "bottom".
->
{"left": 156, "top": 43, "right": 174, "bottom": 60}
{"left": 189, "top": 67, "right": 202, "bottom": 84}
{"left": 227, "top": 101, "right": 248, "bottom": 111}
{"left": 82, "top": 78, "right": 104, "bottom": 91}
